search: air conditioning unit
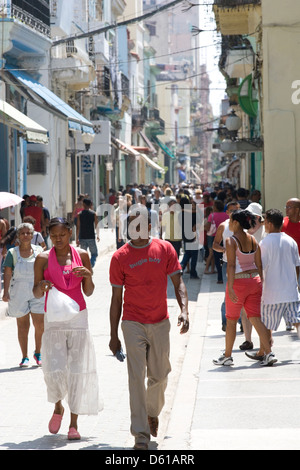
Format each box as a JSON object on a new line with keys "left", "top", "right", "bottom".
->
{"left": 28, "top": 152, "right": 47, "bottom": 175}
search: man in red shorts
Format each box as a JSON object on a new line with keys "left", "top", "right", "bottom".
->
{"left": 109, "top": 204, "right": 189, "bottom": 450}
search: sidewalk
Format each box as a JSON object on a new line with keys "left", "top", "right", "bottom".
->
{"left": 1, "top": 234, "right": 300, "bottom": 451}
{"left": 162, "top": 265, "right": 300, "bottom": 451}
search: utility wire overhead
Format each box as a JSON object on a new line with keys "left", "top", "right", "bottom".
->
{"left": 52, "top": 0, "right": 185, "bottom": 46}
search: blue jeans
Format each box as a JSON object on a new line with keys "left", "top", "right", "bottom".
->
{"left": 181, "top": 249, "right": 198, "bottom": 278}
{"left": 79, "top": 238, "right": 98, "bottom": 267}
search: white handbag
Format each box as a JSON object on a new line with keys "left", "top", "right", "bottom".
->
{"left": 46, "top": 286, "right": 80, "bottom": 322}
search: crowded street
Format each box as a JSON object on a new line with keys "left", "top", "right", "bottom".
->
{"left": 2, "top": 0, "right": 300, "bottom": 456}
{"left": 1, "top": 228, "right": 300, "bottom": 452}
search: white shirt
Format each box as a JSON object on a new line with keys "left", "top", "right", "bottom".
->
{"left": 260, "top": 232, "right": 300, "bottom": 304}
{"left": 222, "top": 219, "right": 233, "bottom": 263}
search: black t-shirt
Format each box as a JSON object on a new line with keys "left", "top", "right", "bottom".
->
{"left": 79, "top": 210, "right": 96, "bottom": 239}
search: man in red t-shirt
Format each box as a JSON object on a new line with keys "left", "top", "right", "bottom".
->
{"left": 23, "top": 195, "right": 45, "bottom": 233}
{"left": 281, "top": 198, "right": 300, "bottom": 254}
{"left": 109, "top": 204, "right": 189, "bottom": 450}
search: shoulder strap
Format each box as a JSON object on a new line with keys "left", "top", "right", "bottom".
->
{"left": 231, "top": 235, "right": 242, "bottom": 251}
{"left": 13, "top": 247, "right": 20, "bottom": 265}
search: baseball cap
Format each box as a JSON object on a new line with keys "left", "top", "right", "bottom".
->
{"left": 247, "top": 202, "right": 264, "bottom": 219}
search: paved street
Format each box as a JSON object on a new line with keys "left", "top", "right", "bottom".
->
{"left": 1, "top": 229, "right": 300, "bottom": 451}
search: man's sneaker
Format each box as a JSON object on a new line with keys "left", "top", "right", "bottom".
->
{"left": 213, "top": 354, "right": 234, "bottom": 366}
{"left": 260, "top": 352, "right": 278, "bottom": 367}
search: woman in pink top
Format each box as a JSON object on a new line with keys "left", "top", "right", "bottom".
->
{"left": 33, "top": 218, "right": 102, "bottom": 441}
{"left": 213, "top": 210, "right": 277, "bottom": 367}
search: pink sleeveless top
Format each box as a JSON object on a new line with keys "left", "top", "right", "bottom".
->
{"left": 44, "top": 245, "right": 86, "bottom": 311}
{"left": 232, "top": 235, "right": 258, "bottom": 274}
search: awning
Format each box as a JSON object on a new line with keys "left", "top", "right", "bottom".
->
{"left": 214, "top": 164, "right": 228, "bottom": 175}
{"left": 112, "top": 137, "right": 165, "bottom": 174}
{"left": 5, "top": 67, "right": 94, "bottom": 134}
{"left": 0, "top": 99, "right": 48, "bottom": 144}
{"left": 140, "top": 153, "right": 165, "bottom": 174}
{"left": 152, "top": 136, "right": 176, "bottom": 160}
{"left": 139, "top": 131, "right": 157, "bottom": 155}
{"left": 112, "top": 137, "right": 139, "bottom": 156}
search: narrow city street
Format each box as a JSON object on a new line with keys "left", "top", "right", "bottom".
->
{"left": 1, "top": 229, "right": 300, "bottom": 452}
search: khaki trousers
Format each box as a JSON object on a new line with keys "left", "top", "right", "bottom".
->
{"left": 121, "top": 319, "right": 171, "bottom": 444}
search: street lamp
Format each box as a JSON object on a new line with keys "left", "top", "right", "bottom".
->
{"left": 225, "top": 110, "right": 242, "bottom": 132}
{"left": 82, "top": 132, "right": 95, "bottom": 151}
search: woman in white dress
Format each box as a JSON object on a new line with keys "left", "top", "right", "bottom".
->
{"left": 33, "top": 217, "right": 102, "bottom": 441}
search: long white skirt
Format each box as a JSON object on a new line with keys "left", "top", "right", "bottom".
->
{"left": 41, "top": 328, "right": 103, "bottom": 415}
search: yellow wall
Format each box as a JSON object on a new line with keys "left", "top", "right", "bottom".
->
{"left": 262, "top": 0, "right": 300, "bottom": 211}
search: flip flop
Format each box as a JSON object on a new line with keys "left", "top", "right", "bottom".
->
{"left": 49, "top": 410, "right": 64, "bottom": 434}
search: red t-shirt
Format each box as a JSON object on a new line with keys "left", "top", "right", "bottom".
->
{"left": 109, "top": 238, "right": 182, "bottom": 324}
{"left": 23, "top": 206, "right": 43, "bottom": 232}
{"left": 281, "top": 216, "right": 300, "bottom": 254}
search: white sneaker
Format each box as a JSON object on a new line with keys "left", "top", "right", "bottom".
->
{"left": 260, "top": 352, "right": 278, "bottom": 367}
{"left": 213, "top": 354, "right": 234, "bottom": 366}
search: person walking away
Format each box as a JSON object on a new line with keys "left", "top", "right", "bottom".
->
{"left": 213, "top": 201, "right": 240, "bottom": 330}
{"left": 109, "top": 205, "right": 189, "bottom": 450}
{"left": 76, "top": 198, "right": 99, "bottom": 268}
{"left": 161, "top": 197, "right": 182, "bottom": 258}
{"left": 236, "top": 187, "right": 250, "bottom": 209}
{"left": 213, "top": 210, "right": 277, "bottom": 367}
{"left": 180, "top": 199, "right": 200, "bottom": 279}
{"left": 2, "top": 223, "right": 44, "bottom": 367}
{"left": 33, "top": 217, "right": 102, "bottom": 441}
{"left": 239, "top": 202, "right": 266, "bottom": 350}
{"left": 205, "top": 200, "right": 228, "bottom": 281}
{"left": 245, "top": 209, "right": 300, "bottom": 361}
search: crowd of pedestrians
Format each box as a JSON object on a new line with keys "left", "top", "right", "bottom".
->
{"left": 1, "top": 182, "right": 300, "bottom": 449}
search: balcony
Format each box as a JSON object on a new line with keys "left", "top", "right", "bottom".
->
{"left": 51, "top": 38, "right": 95, "bottom": 90}
{"left": 145, "top": 108, "right": 165, "bottom": 138}
{"left": 12, "top": 0, "right": 50, "bottom": 36}
{"left": 213, "top": 0, "right": 261, "bottom": 35}
{"left": 0, "top": 0, "right": 51, "bottom": 69}
{"left": 91, "top": 67, "right": 131, "bottom": 120}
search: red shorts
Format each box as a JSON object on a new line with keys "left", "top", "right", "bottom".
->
{"left": 225, "top": 276, "right": 262, "bottom": 321}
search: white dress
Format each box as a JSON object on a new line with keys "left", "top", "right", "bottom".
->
{"left": 42, "top": 310, "right": 103, "bottom": 415}
{"left": 41, "top": 247, "right": 103, "bottom": 416}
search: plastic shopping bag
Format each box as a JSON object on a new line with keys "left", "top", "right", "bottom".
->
{"left": 46, "top": 286, "right": 80, "bottom": 322}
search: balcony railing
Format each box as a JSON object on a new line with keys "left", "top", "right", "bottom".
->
{"left": 214, "top": 0, "right": 260, "bottom": 5}
{"left": 10, "top": 1, "right": 51, "bottom": 37}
